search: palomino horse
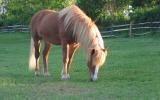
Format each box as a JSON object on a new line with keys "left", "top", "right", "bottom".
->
{"left": 29, "top": 5, "right": 108, "bottom": 81}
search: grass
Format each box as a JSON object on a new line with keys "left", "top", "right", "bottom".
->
{"left": 0, "top": 32, "right": 160, "bottom": 100}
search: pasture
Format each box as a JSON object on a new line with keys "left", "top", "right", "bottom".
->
{"left": 0, "top": 32, "right": 160, "bottom": 100}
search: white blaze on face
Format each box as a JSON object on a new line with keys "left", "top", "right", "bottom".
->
{"left": 91, "top": 67, "right": 99, "bottom": 81}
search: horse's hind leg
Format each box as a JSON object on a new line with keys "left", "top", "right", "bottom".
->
{"left": 43, "top": 42, "right": 51, "bottom": 76}
{"left": 34, "top": 39, "right": 41, "bottom": 76}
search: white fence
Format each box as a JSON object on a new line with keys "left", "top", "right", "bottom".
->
{"left": 0, "top": 21, "right": 160, "bottom": 37}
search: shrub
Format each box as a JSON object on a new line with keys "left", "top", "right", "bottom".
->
{"left": 131, "top": 5, "right": 160, "bottom": 22}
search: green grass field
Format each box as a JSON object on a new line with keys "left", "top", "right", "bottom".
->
{"left": 0, "top": 32, "right": 160, "bottom": 100}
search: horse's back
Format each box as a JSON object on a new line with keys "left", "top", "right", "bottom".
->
{"left": 31, "top": 10, "right": 61, "bottom": 44}
{"left": 31, "top": 10, "right": 54, "bottom": 33}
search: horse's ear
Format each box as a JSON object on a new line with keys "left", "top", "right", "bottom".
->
{"left": 102, "top": 48, "right": 108, "bottom": 53}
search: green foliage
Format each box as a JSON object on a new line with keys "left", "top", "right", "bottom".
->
{"left": 77, "top": 0, "right": 132, "bottom": 26}
{"left": 77, "top": 0, "right": 105, "bottom": 21}
{"left": 96, "top": 12, "right": 129, "bottom": 27}
{"left": 132, "top": 0, "right": 160, "bottom": 7}
{"left": 48, "top": 0, "right": 76, "bottom": 9}
{"left": 0, "top": 0, "right": 160, "bottom": 26}
{"left": 0, "top": 0, "right": 75, "bottom": 26}
{"left": 78, "top": 0, "right": 127, "bottom": 24}
{"left": 77, "top": 0, "right": 160, "bottom": 26}
{"left": 131, "top": 5, "right": 160, "bottom": 22}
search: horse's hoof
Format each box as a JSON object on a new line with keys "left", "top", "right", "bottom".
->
{"left": 43, "top": 72, "right": 50, "bottom": 76}
{"left": 61, "top": 74, "right": 70, "bottom": 80}
{"left": 35, "top": 71, "right": 41, "bottom": 76}
{"left": 90, "top": 77, "right": 98, "bottom": 82}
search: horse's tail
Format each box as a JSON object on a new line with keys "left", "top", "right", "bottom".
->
{"left": 28, "top": 38, "right": 36, "bottom": 71}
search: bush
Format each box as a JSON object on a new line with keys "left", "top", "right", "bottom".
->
{"left": 97, "top": 11, "right": 130, "bottom": 27}
{"left": 0, "top": 0, "right": 76, "bottom": 26}
{"left": 131, "top": 5, "right": 160, "bottom": 22}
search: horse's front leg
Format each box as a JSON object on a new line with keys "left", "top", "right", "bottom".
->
{"left": 67, "top": 43, "right": 79, "bottom": 74}
{"left": 61, "top": 43, "right": 70, "bottom": 80}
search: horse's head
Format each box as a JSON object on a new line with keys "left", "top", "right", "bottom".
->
{"left": 88, "top": 48, "right": 108, "bottom": 81}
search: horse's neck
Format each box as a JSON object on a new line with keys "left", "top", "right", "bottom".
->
{"left": 90, "top": 37, "right": 104, "bottom": 50}
{"left": 76, "top": 26, "right": 103, "bottom": 49}
{"left": 96, "top": 31, "right": 104, "bottom": 49}
{"left": 84, "top": 34, "right": 104, "bottom": 50}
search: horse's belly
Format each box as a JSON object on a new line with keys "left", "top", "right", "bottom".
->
{"left": 38, "top": 25, "right": 61, "bottom": 45}
{"left": 41, "top": 33, "right": 61, "bottom": 45}
{"left": 46, "top": 37, "right": 61, "bottom": 45}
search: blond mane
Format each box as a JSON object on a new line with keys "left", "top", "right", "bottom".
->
{"left": 59, "top": 5, "right": 104, "bottom": 51}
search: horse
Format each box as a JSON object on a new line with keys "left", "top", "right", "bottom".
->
{"left": 29, "top": 5, "right": 108, "bottom": 81}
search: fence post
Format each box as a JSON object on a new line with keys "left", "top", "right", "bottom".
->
{"left": 150, "top": 22, "right": 152, "bottom": 33}
{"left": 129, "top": 21, "right": 132, "bottom": 37}
{"left": 111, "top": 24, "right": 114, "bottom": 35}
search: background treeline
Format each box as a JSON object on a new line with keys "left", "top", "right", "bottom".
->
{"left": 0, "top": 0, "right": 75, "bottom": 26}
{"left": 0, "top": 0, "right": 160, "bottom": 26}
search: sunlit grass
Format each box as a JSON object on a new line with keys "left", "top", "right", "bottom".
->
{"left": 0, "top": 32, "right": 160, "bottom": 100}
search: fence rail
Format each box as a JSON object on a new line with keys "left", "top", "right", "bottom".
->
{"left": 0, "top": 25, "right": 29, "bottom": 32}
{"left": 0, "top": 21, "right": 160, "bottom": 37}
{"left": 101, "top": 21, "right": 160, "bottom": 37}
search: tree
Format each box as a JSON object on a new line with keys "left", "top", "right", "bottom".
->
{"left": 77, "top": 0, "right": 132, "bottom": 25}
{"left": 132, "top": 0, "right": 160, "bottom": 7}
{"left": 0, "top": 0, "right": 76, "bottom": 25}
{"left": 1, "top": 0, "right": 160, "bottom": 26}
